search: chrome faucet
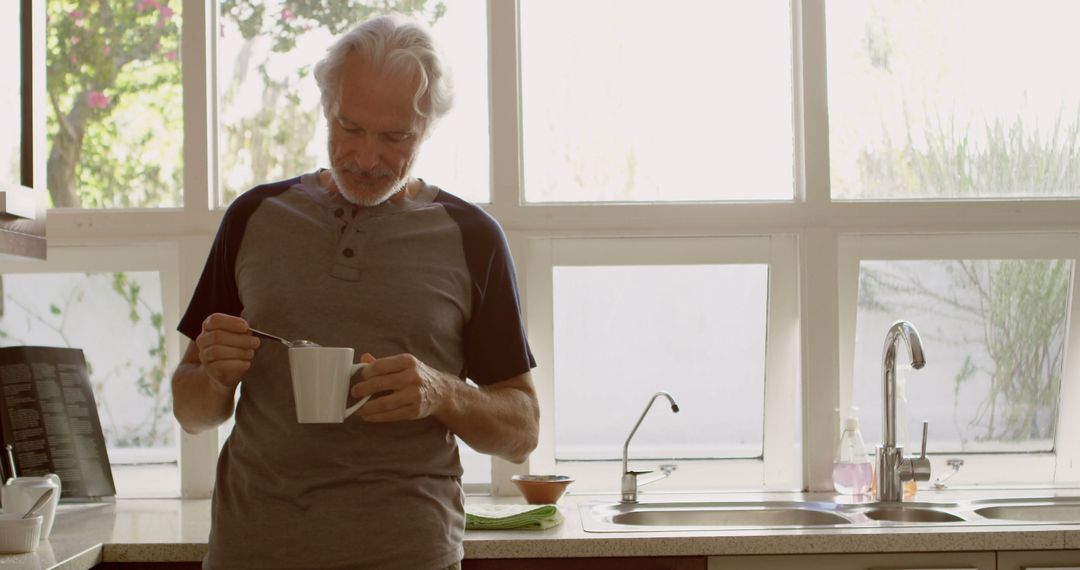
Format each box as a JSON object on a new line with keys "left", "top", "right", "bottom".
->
{"left": 621, "top": 391, "right": 680, "bottom": 504}
{"left": 876, "top": 320, "right": 930, "bottom": 502}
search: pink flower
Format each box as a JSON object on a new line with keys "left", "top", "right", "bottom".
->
{"left": 136, "top": 0, "right": 161, "bottom": 11}
{"left": 280, "top": 8, "right": 295, "bottom": 21}
{"left": 160, "top": 5, "right": 174, "bottom": 20}
{"left": 165, "top": 50, "right": 177, "bottom": 61}
{"left": 87, "top": 91, "right": 109, "bottom": 109}
{"left": 70, "top": 9, "right": 83, "bottom": 19}
{"left": 103, "top": 45, "right": 111, "bottom": 56}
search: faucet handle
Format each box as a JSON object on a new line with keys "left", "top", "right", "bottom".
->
{"left": 919, "top": 420, "right": 929, "bottom": 459}
{"left": 911, "top": 420, "right": 931, "bottom": 482}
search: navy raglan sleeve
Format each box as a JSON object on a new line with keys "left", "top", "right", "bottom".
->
{"left": 177, "top": 210, "right": 245, "bottom": 342}
{"left": 177, "top": 179, "right": 296, "bottom": 341}
{"left": 437, "top": 193, "right": 536, "bottom": 385}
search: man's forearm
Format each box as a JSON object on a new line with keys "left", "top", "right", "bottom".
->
{"left": 437, "top": 375, "right": 539, "bottom": 464}
{"left": 172, "top": 362, "right": 237, "bottom": 434}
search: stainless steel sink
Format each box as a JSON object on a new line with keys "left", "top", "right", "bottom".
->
{"left": 860, "top": 505, "right": 967, "bottom": 523}
{"left": 612, "top": 507, "right": 851, "bottom": 527}
{"left": 579, "top": 496, "right": 1080, "bottom": 532}
{"left": 581, "top": 501, "right": 851, "bottom": 532}
{"left": 972, "top": 498, "right": 1080, "bottom": 523}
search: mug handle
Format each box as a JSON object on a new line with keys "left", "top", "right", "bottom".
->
{"left": 46, "top": 473, "right": 61, "bottom": 496}
{"left": 343, "top": 362, "right": 371, "bottom": 419}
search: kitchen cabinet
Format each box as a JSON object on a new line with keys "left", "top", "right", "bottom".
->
{"left": 997, "top": 550, "right": 1080, "bottom": 570}
{"left": 707, "top": 551, "right": 996, "bottom": 570}
{"left": 0, "top": 0, "right": 46, "bottom": 260}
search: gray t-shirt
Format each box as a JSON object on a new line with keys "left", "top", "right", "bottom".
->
{"left": 179, "top": 171, "right": 535, "bottom": 569}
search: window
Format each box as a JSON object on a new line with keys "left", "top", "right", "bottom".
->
{"left": 838, "top": 234, "right": 1080, "bottom": 484}
{"left": 216, "top": 0, "right": 490, "bottom": 206}
{"left": 826, "top": 0, "right": 1080, "bottom": 200}
{"left": 45, "top": 0, "right": 184, "bottom": 208}
{"left": 34, "top": 1, "right": 1080, "bottom": 499}
{"left": 519, "top": 0, "right": 795, "bottom": 202}
{"left": 526, "top": 237, "right": 801, "bottom": 491}
{"left": 0, "top": 245, "right": 181, "bottom": 497}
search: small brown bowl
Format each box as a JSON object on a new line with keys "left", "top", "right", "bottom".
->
{"left": 510, "top": 474, "right": 574, "bottom": 504}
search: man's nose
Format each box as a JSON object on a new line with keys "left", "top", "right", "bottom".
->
{"left": 350, "top": 135, "right": 382, "bottom": 170}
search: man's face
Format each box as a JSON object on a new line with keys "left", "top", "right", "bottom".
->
{"left": 327, "top": 54, "right": 426, "bottom": 206}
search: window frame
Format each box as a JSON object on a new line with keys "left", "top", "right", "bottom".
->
{"left": 31, "top": 0, "right": 1080, "bottom": 498}
{"left": 837, "top": 233, "right": 1080, "bottom": 486}
{"left": 524, "top": 235, "right": 801, "bottom": 492}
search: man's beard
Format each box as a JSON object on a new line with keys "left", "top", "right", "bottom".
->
{"left": 329, "top": 162, "right": 408, "bottom": 207}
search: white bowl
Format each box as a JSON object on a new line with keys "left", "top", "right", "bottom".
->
{"left": 0, "top": 513, "right": 42, "bottom": 554}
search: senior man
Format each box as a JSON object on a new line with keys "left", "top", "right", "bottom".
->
{"left": 171, "top": 14, "right": 539, "bottom": 570}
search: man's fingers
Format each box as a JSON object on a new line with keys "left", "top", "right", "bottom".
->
{"left": 362, "top": 353, "right": 418, "bottom": 377}
{"left": 357, "top": 393, "right": 418, "bottom": 422}
{"left": 351, "top": 370, "right": 414, "bottom": 399}
{"left": 202, "top": 313, "right": 250, "bottom": 333}
{"left": 200, "top": 345, "right": 256, "bottom": 364}
{"left": 196, "top": 328, "right": 260, "bottom": 352}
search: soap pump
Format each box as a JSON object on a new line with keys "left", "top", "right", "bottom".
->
{"left": 832, "top": 407, "right": 873, "bottom": 495}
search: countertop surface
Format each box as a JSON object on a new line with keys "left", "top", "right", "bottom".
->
{"left": 4, "top": 488, "right": 1080, "bottom": 569}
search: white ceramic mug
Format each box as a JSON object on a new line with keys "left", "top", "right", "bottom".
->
{"left": 1, "top": 473, "right": 61, "bottom": 540}
{"left": 288, "top": 347, "right": 372, "bottom": 423}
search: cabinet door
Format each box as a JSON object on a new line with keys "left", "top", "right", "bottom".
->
{"left": 997, "top": 549, "right": 1080, "bottom": 570}
{"left": 708, "top": 551, "right": 995, "bottom": 570}
{"left": 463, "top": 556, "right": 706, "bottom": 570}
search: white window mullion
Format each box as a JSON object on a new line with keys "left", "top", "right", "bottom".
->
{"left": 1055, "top": 258, "right": 1080, "bottom": 483}
{"left": 762, "top": 235, "right": 802, "bottom": 489}
{"left": 486, "top": 0, "right": 522, "bottom": 214}
{"left": 179, "top": 0, "right": 217, "bottom": 498}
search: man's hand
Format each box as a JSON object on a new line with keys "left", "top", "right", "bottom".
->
{"left": 351, "top": 353, "right": 452, "bottom": 422}
{"left": 196, "top": 313, "right": 260, "bottom": 392}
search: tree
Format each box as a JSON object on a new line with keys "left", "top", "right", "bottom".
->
{"left": 46, "top": 0, "right": 447, "bottom": 208}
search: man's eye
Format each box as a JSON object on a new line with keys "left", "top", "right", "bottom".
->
{"left": 386, "top": 133, "right": 413, "bottom": 143}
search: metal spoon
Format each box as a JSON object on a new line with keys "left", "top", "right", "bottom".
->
{"left": 248, "top": 328, "right": 320, "bottom": 348}
{"left": 22, "top": 487, "right": 54, "bottom": 520}
{"left": 4, "top": 444, "right": 16, "bottom": 482}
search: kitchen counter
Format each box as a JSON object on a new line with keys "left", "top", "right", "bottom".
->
{"left": 4, "top": 489, "right": 1080, "bottom": 569}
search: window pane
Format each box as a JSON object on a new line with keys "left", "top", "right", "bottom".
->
{"left": 46, "top": 1, "right": 183, "bottom": 208}
{"left": 217, "top": 1, "right": 489, "bottom": 206}
{"left": 553, "top": 265, "right": 768, "bottom": 460}
{"left": 521, "top": 0, "right": 794, "bottom": 203}
{"left": 827, "top": 0, "right": 1080, "bottom": 199}
{"left": 0, "top": 272, "right": 176, "bottom": 496}
{"left": 1, "top": 1, "right": 19, "bottom": 187}
{"left": 853, "top": 260, "right": 1072, "bottom": 453}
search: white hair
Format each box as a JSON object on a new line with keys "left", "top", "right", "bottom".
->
{"left": 313, "top": 14, "right": 454, "bottom": 126}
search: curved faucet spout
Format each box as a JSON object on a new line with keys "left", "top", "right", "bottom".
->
{"left": 621, "top": 392, "right": 680, "bottom": 504}
{"left": 876, "top": 320, "right": 930, "bottom": 502}
{"left": 622, "top": 391, "right": 679, "bottom": 476}
{"left": 882, "top": 320, "right": 925, "bottom": 448}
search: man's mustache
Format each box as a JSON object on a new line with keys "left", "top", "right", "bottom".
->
{"left": 337, "top": 163, "right": 393, "bottom": 178}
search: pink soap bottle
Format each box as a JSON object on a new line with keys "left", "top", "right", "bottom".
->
{"left": 832, "top": 409, "right": 873, "bottom": 495}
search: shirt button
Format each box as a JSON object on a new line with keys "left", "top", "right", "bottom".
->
{"left": 334, "top": 208, "right": 344, "bottom": 217}
{"left": 342, "top": 248, "right": 355, "bottom": 258}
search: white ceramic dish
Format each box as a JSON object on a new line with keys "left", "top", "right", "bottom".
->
{"left": 0, "top": 513, "right": 42, "bottom": 553}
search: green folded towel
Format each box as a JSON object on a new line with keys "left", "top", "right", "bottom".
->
{"left": 465, "top": 503, "right": 564, "bottom": 530}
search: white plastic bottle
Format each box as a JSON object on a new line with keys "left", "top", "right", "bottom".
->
{"left": 832, "top": 411, "right": 873, "bottom": 495}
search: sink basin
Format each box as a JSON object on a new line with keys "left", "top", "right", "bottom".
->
{"left": 861, "top": 506, "right": 967, "bottom": 523}
{"left": 975, "top": 502, "right": 1080, "bottom": 523}
{"left": 581, "top": 501, "right": 851, "bottom": 532}
{"left": 612, "top": 508, "right": 850, "bottom": 527}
